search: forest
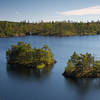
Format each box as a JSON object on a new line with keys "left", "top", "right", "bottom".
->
{"left": 1, "top": 20, "right": 100, "bottom": 37}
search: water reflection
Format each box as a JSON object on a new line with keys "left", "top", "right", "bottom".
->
{"left": 66, "top": 78, "right": 100, "bottom": 90}
{"left": 7, "top": 64, "right": 54, "bottom": 80}
{"left": 65, "top": 78, "right": 100, "bottom": 100}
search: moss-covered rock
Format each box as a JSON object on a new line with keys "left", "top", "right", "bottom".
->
{"left": 6, "top": 42, "right": 56, "bottom": 69}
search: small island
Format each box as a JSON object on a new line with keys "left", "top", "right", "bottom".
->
{"left": 63, "top": 52, "right": 100, "bottom": 78}
{"left": 6, "top": 42, "right": 56, "bottom": 69}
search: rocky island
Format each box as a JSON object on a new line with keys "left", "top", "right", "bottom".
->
{"left": 6, "top": 42, "right": 56, "bottom": 69}
{"left": 63, "top": 52, "right": 100, "bottom": 78}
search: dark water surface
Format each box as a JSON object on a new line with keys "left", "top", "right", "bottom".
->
{"left": 0, "top": 35, "right": 100, "bottom": 100}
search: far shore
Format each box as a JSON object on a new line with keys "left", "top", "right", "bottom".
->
{"left": 0, "top": 33, "right": 99, "bottom": 38}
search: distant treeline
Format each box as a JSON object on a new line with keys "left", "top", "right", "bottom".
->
{"left": 0, "top": 20, "right": 100, "bottom": 37}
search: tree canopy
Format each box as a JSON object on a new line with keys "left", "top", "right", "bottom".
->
{"left": 63, "top": 52, "right": 100, "bottom": 78}
{"left": 1, "top": 20, "right": 100, "bottom": 37}
{"left": 6, "top": 42, "right": 56, "bottom": 69}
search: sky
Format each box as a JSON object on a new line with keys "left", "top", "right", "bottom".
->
{"left": 1, "top": 0, "right": 100, "bottom": 22}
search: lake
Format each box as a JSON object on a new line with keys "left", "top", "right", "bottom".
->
{"left": 1, "top": 35, "right": 100, "bottom": 100}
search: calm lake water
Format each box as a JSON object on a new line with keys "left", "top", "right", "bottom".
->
{"left": 1, "top": 35, "right": 100, "bottom": 100}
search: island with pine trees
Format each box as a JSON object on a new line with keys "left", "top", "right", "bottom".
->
{"left": 63, "top": 52, "right": 100, "bottom": 78}
{"left": 6, "top": 42, "right": 56, "bottom": 69}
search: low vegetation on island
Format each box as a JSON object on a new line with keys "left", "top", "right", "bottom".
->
{"left": 1, "top": 21, "right": 100, "bottom": 37}
{"left": 6, "top": 42, "right": 56, "bottom": 69}
{"left": 63, "top": 52, "right": 100, "bottom": 78}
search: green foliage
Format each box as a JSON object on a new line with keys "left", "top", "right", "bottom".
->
{"left": 37, "top": 64, "right": 45, "bottom": 69}
{"left": 1, "top": 21, "right": 100, "bottom": 37}
{"left": 6, "top": 42, "right": 56, "bottom": 68}
{"left": 65, "top": 60, "right": 74, "bottom": 72}
{"left": 63, "top": 52, "right": 100, "bottom": 78}
{"left": 69, "top": 52, "right": 94, "bottom": 68}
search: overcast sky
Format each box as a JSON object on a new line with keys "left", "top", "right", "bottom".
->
{"left": 1, "top": 0, "right": 100, "bottom": 22}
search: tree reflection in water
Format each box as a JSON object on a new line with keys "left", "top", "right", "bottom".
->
{"left": 7, "top": 64, "right": 54, "bottom": 80}
{"left": 65, "top": 78, "right": 100, "bottom": 100}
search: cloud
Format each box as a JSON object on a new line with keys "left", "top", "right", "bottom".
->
{"left": 61, "top": 6, "right": 100, "bottom": 16}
